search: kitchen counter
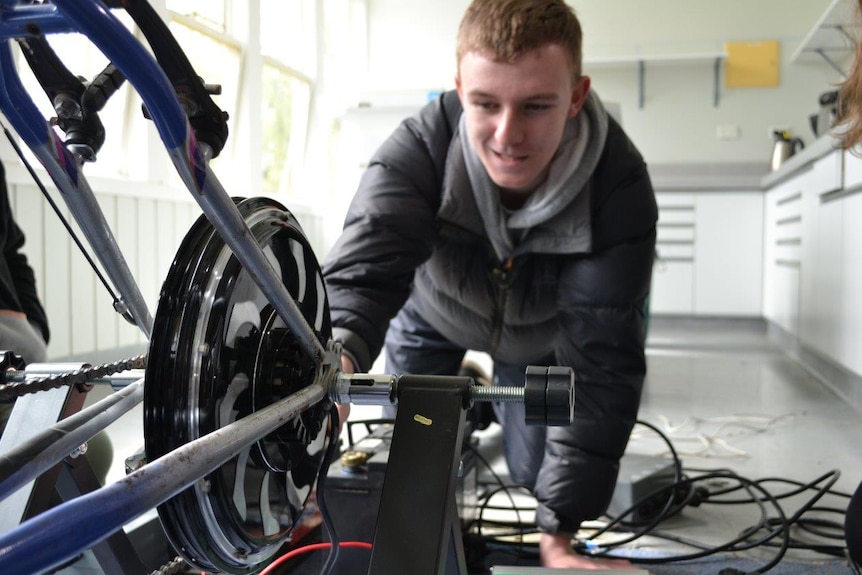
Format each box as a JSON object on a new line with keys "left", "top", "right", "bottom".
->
{"left": 648, "top": 162, "right": 767, "bottom": 191}
{"left": 761, "top": 131, "right": 843, "bottom": 189}
{"left": 647, "top": 131, "right": 844, "bottom": 193}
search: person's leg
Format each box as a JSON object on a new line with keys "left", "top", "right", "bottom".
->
{"left": 491, "top": 355, "right": 554, "bottom": 489}
{"left": 383, "top": 300, "right": 466, "bottom": 418}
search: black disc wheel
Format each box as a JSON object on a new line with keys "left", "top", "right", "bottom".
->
{"left": 144, "top": 197, "right": 332, "bottom": 574}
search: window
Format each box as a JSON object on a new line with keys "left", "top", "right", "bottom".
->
{"left": 261, "top": 61, "right": 311, "bottom": 196}
{"left": 14, "top": 14, "right": 135, "bottom": 178}
{"left": 260, "top": 0, "right": 317, "bottom": 79}
{"left": 168, "top": 15, "right": 241, "bottom": 171}
{"left": 10, "top": 2, "right": 324, "bottom": 199}
{"left": 259, "top": 0, "right": 316, "bottom": 197}
{"left": 166, "top": 0, "right": 227, "bottom": 34}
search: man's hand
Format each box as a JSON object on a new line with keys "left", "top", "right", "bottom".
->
{"left": 540, "top": 532, "right": 638, "bottom": 570}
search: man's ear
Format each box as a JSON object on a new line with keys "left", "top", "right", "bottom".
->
{"left": 568, "top": 75, "right": 591, "bottom": 118}
{"left": 455, "top": 74, "right": 463, "bottom": 100}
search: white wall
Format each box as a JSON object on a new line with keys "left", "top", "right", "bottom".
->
{"left": 353, "top": 0, "right": 846, "bottom": 166}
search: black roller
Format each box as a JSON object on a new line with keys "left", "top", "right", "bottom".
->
{"left": 524, "top": 365, "right": 549, "bottom": 426}
{"left": 144, "top": 197, "right": 331, "bottom": 574}
{"left": 524, "top": 365, "right": 575, "bottom": 426}
{"left": 545, "top": 366, "right": 575, "bottom": 426}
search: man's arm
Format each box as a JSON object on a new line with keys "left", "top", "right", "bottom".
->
{"left": 536, "top": 230, "right": 655, "bottom": 532}
{"left": 532, "top": 222, "right": 655, "bottom": 571}
{"left": 322, "top": 95, "right": 460, "bottom": 372}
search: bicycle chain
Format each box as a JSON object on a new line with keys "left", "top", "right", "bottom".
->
{"left": 0, "top": 354, "right": 147, "bottom": 402}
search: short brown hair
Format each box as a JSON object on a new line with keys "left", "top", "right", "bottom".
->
{"left": 456, "top": 0, "right": 584, "bottom": 80}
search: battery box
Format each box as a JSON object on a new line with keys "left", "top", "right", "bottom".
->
{"left": 322, "top": 423, "right": 478, "bottom": 575}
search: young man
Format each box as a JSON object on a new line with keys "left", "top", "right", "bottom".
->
{"left": 323, "top": 0, "right": 657, "bottom": 568}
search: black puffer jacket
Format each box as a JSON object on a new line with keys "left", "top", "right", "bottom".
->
{"left": 0, "top": 161, "right": 49, "bottom": 343}
{"left": 323, "top": 90, "right": 657, "bottom": 534}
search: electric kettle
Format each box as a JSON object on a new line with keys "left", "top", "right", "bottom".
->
{"left": 771, "top": 131, "right": 804, "bottom": 171}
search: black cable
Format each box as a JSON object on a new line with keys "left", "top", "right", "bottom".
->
{"left": 579, "top": 419, "right": 686, "bottom": 548}
{"left": 598, "top": 426, "right": 848, "bottom": 573}
{"left": 738, "top": 469, "right": 840, "bottom": 574}
{"left": 344, "top": 417, "right": 394, "bottom": 448}
{"left": 705, "top": 470, "right": 843, "bottom": 504}
{"left": 315, "top": 405, "right": 342, "bottom": 575}
{"left": 0, "top": 120, "right": 121, "bottom": 305}
{"left": 457, "top": 417, "right": 854, "bottom": 573}
{"left": 585, "top": 470, "right": 788, "bottom": 564}
{"left": 467, "top": 445, "right": 526, "bottom": 526}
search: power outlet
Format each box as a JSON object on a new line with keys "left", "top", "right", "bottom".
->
{"left": 716, "top": 124, "right": 740, "bottom": 140}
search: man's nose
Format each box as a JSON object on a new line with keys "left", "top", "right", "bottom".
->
{"left": 495, "top": 108, "right": 524, "bottom": 145}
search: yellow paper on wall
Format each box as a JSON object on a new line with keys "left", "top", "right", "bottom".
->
{"left": 724, "top": 40, "right": 779, "bottom": 88}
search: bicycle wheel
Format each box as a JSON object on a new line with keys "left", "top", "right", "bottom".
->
{"left": 144, "top": 196, "right": 331, "bottom": 574}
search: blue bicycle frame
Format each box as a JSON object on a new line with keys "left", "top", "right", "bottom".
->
{"left": 0, "top": 1, "right": 330, "bottom": 573}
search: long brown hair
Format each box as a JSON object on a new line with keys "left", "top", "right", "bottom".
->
{"left": 839, "top": 0, "right": 862, "bottom": 148}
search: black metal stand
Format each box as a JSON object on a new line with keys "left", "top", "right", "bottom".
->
{"left": 368, "top": 375, "right": 472, "bottom": 575}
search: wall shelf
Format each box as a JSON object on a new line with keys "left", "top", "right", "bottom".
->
{"left": 791, "top": 0, "right": 860, "bottom": 76}
{"left": 584, "top": 51, "right": 726, "bottom": 109}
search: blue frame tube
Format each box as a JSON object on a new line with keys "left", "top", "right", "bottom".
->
{"left": 0, "top": 4, "right": 75, "bottom": 43}
{"left": 52, "top": 0, "right": 326, "bottom": 362}
{"left": 0, "top": 380, "right": 326, "bottom": 575}
{"left": 0, "top": 378, "right": 144, "bottom": 502}
{"left": 0, "top": 42, "right": 155, "bottom": 337}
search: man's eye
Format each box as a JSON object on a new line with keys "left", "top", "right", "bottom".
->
{"left": 474, "top": 101, "right": 497, "bottom": 110}
{"left": 525, "top": 103, "right": 551, "bottom": 112}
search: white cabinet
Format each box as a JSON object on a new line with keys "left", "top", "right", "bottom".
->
{"left": 763, "top": 147, "right": 862, "bottom": 381}
{"left": 694, "top": 193, "right": 763, "bottom": 316}
{"left": 763, "top": 178, "right": 804, "bottom": 335}
{"left": 652, "top": 193, "right": 695, "bottom": 314}
{"left": 651, "top": 191, "right": 763, "bottom": 317}
{"left": 840, "top": 194, "right": 862, "bottom": 375}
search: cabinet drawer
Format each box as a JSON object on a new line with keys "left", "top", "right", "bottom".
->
{"left": 811, "top": 150, "right": 842, "bottom": 196}
{"left": 844, "top": 149, "right": 862, "bottom": 191}
{"left": 657, "top": 225, "right": 695, "bottom": 242}
{"left": 658, "top": 206, "right": 695, "bottom": 225}
{"left": 656, "top": 243, "right": 694, "bottom": 260}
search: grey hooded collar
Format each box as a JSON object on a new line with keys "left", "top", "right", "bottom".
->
{"left": 447, "top": 90, "right": 609, "bottom": 262}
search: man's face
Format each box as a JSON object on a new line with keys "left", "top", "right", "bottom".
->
{"left": 456, "top": 44, "right": 590, "bottom": 198}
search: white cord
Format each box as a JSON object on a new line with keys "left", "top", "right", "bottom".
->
{"left": 630, "top": 413, "right": 795, "bottom": 458}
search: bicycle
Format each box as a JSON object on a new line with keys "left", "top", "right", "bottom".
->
{"left": 0, "top": 1, "right": 339, "bottom": 573}
{"left": 0, "top": 3, "right": 573, "bottom": 574}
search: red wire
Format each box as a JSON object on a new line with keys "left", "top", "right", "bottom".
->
{"left": 257, "top": 541, "right": 373, "bottom": 575}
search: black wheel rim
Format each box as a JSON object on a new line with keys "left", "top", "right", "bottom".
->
{"left": 144, "top": 197, "right": 331, "bottom": 574}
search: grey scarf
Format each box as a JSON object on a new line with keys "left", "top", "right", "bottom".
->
{"left": 460, "top": 90, "right": 609, "bottom": 262}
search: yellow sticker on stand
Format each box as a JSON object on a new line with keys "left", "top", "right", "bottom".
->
{"left": 413, "top": 414, "right": 432, "bottom": 426}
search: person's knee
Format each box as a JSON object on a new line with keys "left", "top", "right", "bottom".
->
{"left": 85, "top": 431, "right": 114, "bottom": 484}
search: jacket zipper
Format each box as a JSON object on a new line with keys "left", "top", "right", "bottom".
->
{"left": 489, "top": 257, "right": 514, "bottom": 355}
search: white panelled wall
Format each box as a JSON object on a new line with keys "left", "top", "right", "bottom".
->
{"left": 6, "top": 161, "right": 202, "bottom": 360}
{"left": 0, "top": 0, "right": 333, "bottom": 362}
{"left": 7, "top": 157, "right": 328, "bottom": 361}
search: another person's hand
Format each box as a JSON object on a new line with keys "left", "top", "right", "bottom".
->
{"left": 540, "top": 532, "right": 639, "bottom": 570}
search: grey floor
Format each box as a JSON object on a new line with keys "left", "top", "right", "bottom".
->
{"left": 45, "top": 317, "right": 862, "bottom": 573}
